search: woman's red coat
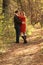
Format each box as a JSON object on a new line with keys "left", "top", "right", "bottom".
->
{"left": 19, "top": 15, "right": 26, "bottom": 33}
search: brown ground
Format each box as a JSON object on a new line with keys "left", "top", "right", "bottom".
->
{"left": 0, "top": 29, "right": 43, "bottom": 65}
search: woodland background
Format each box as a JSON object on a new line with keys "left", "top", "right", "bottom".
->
{"left": 0, "top": 0, "right": 43, "bottom": 65}
{"left": 0, "top": 0, "right": 43, "bottom": 54}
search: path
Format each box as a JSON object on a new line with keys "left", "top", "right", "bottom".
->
{"left": 0, "top": 29, "right": 43, "bottom": 65}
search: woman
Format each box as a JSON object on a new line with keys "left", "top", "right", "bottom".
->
{"left": 18, "top": 11, "right": 27, "bottom": 43}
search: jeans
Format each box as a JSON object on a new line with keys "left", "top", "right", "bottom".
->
{"left": 15, "top": 26, "right": 20, "bottom": 43}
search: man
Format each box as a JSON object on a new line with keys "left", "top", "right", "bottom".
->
{"left": 14, "top": 10, "right": 22, "bottom": 43}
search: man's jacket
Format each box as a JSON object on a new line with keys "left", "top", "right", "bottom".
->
{"left": 14, "top": 15, "right": 22, "bottom": 28}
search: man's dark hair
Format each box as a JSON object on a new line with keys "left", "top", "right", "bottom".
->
{"left": 15, "top": 10, "right": 18, "bottom": 13}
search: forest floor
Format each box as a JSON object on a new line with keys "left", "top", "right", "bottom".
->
{"left": 0, "top": 28, "right": 43, "bottom": 65}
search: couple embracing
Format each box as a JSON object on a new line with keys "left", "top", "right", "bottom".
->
{"left": 14, "top": 10, "right": 27, "bottom": 44}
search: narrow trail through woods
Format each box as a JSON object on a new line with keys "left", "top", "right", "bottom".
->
{"left": 0, "top": 29, "right": 43, "bottom": 65}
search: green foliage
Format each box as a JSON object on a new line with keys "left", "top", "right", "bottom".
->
{"left": 0, "top": 0, "right": 43, "bottom": 52}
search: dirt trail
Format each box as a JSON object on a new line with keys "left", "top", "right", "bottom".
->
{"left": 0, "top": 29, "right": 43, "bottom": 65}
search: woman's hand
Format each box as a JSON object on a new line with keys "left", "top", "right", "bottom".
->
{"left": 22, "top": 22, "right": 26, "bottom": 24}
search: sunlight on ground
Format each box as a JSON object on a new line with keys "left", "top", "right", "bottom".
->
{"left": 39, "top": 42, "right": 43, "bottom": 49}
{"left": 6, "top": 64, "right": 12, "bottom": 65}
{"left": 0, "top": 48, "right": 6, "bottom": 53}
{"left": 14, "top": 45, "right": 40, "bottom": 56}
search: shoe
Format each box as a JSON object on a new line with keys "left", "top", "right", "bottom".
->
{"left": 24, "top": 41, "right": 27, "bottom": 44}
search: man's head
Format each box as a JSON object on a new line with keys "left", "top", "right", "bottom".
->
{"left": 15, "top": 10, "right": 20, "bottom": 16}
{"left": 15, "top": 10, "right": 18, "bottom": 13}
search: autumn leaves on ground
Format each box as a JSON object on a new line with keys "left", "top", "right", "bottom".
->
{"left": 0, "top": 28, "right": 43, "bottom": 65}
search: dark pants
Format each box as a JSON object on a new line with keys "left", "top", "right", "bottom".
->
{"left": 15, "top": 26, "right": 20, "bottom": 43}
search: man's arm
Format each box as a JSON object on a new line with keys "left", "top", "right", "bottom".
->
{"left": 14, "top": 16, "right": 22, "bottom": 25}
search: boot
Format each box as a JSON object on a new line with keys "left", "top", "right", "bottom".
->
{"left": 24, "top": 36, "right": 27, "bottom": 43}
{"left": 22, "top": 36, "right": 27, "bottom": 44}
